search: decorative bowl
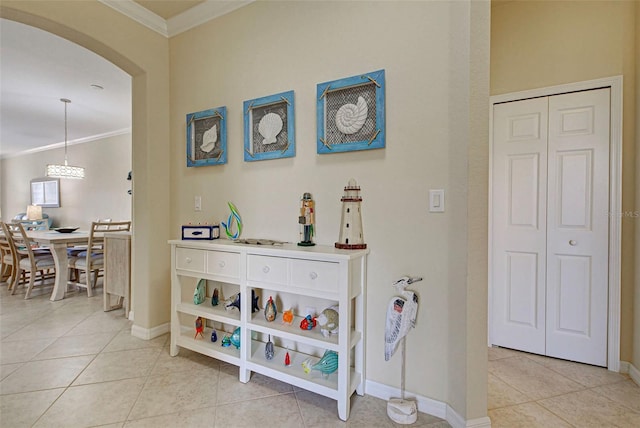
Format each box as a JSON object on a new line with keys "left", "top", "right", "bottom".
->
{"left": 54, "top": 227, "right": 79, "bottom": 233}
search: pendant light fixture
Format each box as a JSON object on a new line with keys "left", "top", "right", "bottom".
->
{"left": 46, "top": 98, "right": 85, "bottom": 179}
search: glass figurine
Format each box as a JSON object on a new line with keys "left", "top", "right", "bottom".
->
{"left": 265, "top": 335, "right": 274, "bottom": 360}
{"left": 264, "top": 296, "right": 277, "bottom": 322}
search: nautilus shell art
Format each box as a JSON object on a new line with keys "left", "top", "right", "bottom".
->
{"left": 200, "top": 124, "right": 217, "bottom": 153}
{"left": 258, "top": 113, "right": 283, "bottom": 145}
{"left": 335, "top": 96, "right": 368, "bottom": 135}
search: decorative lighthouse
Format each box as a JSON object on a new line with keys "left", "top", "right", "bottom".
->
{"left": 335, "top": 179, "right": 367, "bottom": 250}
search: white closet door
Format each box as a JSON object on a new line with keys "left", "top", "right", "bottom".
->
{"left": 491, "top": 97, "right": 548, "bottom": 354}
{"left": 546, "top": 88, "right": 610, "bottom": 366}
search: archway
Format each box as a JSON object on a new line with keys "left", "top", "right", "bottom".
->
{"left": 1, "top": 1, "right": 172, "bottom": 337}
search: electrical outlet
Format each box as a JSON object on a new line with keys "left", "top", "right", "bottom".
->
{"left": 194, "top": 195, "right": 202, "bottom": 212}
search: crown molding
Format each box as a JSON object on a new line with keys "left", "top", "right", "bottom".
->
{"left": 99, "top": 0, "right": 168, "bottom": 37}
{"left": 98, "top": 0, "right": 254, "bottom": 38}
{"left": 168, "top": 1, "right": 254, "bottom": 37}
{"left": 1, "top": 128, "right": 131, "bottom": 159}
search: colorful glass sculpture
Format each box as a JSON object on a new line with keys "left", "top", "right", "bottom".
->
{"left": 221, "top": 202, "right": 242, "bottom": 240}
{"left": 211, "top": 329, "right": 218, "bottom": 342}
{"left": 300, "top": 314, "right": 316, "bottom": 330}
{"left": 193, "top": 279, "right": 205, "bottom": 305}
{"left": 225, "top": 290, "right": 260, "bottom": 313}
{"left": 317, "top": 306, "right": 339, "bottom": 337}
{"left": 302, "top": 350, "right": 338, "bottom": 378}
{"left": 265, "top": 335, "right": 274, "bottom": 360}
{"left": 230, "top": 327, "right": 241, "bottom": 349}
{"left": 194, "top": 316, "right": 204, "bottom": 339}
{"left": 264, "top": 296, "right": 277, "bottom": 322}
{"left": 282, "top": 308, "right": 294, "bottom": 325}
{"left": 211, "top": 288, "right": 219, "bottom": 306}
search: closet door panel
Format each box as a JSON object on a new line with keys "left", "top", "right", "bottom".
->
{"left": 491, "top": 97, "right": 548, "bottom": 354}
{"left": 546, "top": 88, "right": 610, "bottom": 367}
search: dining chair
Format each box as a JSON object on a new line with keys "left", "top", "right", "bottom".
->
{"left": 4, "top": 222, "right": 56, "bottom": 299}
{"left": 67, "top": 218, "right": 112, "bottom": 258}
{"left": 69, "top": 221, "right": 131, "bottom": 297}
{"left": 1, "top": 221, "right": 30, "bottom": 291}
{"left": 0, "top": 222, "right": 17, "bottom": 286}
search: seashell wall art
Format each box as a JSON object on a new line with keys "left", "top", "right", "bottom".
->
{"left": 316, "top": 69, "right": 385, "bottom": 154}
{"left": 258, "top": 113, "right": 283, "bottom": 145}
{"left": 244, "top": 90, "right": 295, "bottom": 161}
{"left": 186, "top": 106, "right": 227, "bottom": 167}
{"left": 335, "top": 96, "right": 368, "bottom": 135}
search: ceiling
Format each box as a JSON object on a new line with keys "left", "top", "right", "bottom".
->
{"left": 0, "top": 0, "right": 248, "bottom": 158}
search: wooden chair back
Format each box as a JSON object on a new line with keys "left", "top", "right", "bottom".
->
{"left": 88, "top": 221, "right": 131, "bottom": 252}
{"left": 8, "top": 222, "right": 39, "bottom": 261}
{"left": 0, "top": 222, "right": 16, "bottom": 283}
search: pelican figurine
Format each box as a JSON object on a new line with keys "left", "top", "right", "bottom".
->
{"left": 384, "top": 276, "right": 421, "bottom": 361}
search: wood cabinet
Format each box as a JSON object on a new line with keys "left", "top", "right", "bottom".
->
{"left": 104, "top": 232, "right": 131, "bottom": 314}
{"left": 169, "top": 239, "right": 368, "bottom": 420}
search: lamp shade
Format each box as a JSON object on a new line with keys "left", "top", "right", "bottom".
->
{"left": 26, "top": 205, "right": 43, "bottom": 220}
{"left": 46, "top": 163, "right": 85, "bottom": 179}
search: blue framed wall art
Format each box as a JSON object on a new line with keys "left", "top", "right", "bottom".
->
{"left": 243, "top": 90, "right": 295, "bottom": 162}
{"left": 186, "top": 106, "right": 227, "bottom": 167}
{"left": 317, "top": 69, "right": 385, "bottom": 154}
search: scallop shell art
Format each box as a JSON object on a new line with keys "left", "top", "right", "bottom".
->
{"left": 200, "top": 124, "right": 217, "bottom": 153}
{"left": 335, "top": 96, "right": 368, "bottom": 135}
{"left": 258, "top": 113, "right": 283, "bottom": 145}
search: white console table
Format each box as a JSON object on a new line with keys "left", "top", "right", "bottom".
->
{"left": 169, "top": 239, "right": 368, "bottom": 420}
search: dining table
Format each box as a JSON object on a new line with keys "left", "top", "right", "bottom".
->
{"left": 26, "top": 229, "right": 95, "bottom": 301}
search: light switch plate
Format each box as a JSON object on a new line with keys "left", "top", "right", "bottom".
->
{"left": 429, "top": 189, "right": 445, "bottom": 212}
{"left": 194, "top": 195, "right": 202, "bottom": 212}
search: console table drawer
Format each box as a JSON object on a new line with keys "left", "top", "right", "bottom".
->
{"left": 291, "top": 259, "right": 339, "bottom": 292}
{"left": 206, "top": 251, "right": 240, "bottom": 279}
{"left": 175, "top": 247, "right": 205, "bottom": 273}
{"left": 247, "top": 255, "right": 288, "bottom": 285}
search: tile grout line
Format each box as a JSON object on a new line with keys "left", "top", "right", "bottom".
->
{"left": 122, "top": 344, "right": 165, "bottom": 424}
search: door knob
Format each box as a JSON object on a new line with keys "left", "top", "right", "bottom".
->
{"left": 569, "top": 240, "right": 577, "bottom": 246}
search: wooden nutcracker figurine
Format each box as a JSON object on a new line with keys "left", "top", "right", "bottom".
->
{"left": 298, "top": 192, "right": 315, "bottom": 246}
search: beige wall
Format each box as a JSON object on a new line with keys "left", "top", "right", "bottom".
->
{"left": 170, "top": 0, "right": 488, "bottom": 419}
{"left": 491, "top": 0, "right": 637, "bottom": 363}
{"left": 0, "top": 0, "right": 171, "bottom": 332}
{"left": 1, "top": 0, "right": 491, "bottom": 420}
{"left": 0, "top": 134, "right": 132, "bottom": 227}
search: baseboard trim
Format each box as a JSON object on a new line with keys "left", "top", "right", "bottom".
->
{"left": 131, "top": 322, "right": 169, "bottom": 340}
{"left": 365, "top": 380, "right": 491, "bottom": 428}
{"left": 627, "top": 362, "right": 640, "bottom": 386}
{"left": 446, "top": 406, "right": 492, "bottom": 428}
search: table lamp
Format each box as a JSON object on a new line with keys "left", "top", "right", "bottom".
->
{"left": 26, "top": 205, "right": 43, "bottom": 220}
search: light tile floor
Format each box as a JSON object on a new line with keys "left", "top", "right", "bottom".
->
{"left": 488, "top": 346, "right": 640, "bottom": 427}
{"left": 4, "top": 281, "right": 639, "bottom": 427}
{"left": 0, "top": 282, "right": 449, "bottom": 427}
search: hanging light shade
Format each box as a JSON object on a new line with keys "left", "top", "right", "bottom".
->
{"left": 46, "top": 98, "right": 85, "bottom": 179}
